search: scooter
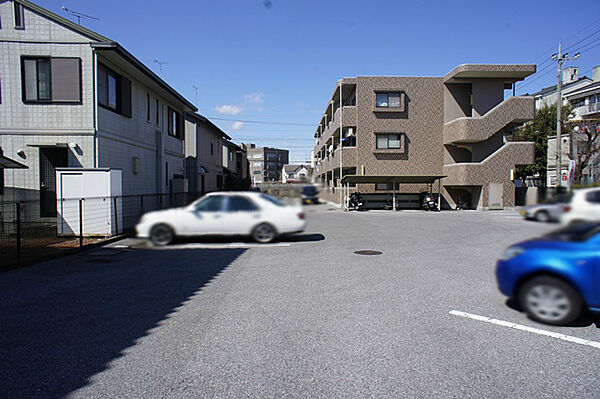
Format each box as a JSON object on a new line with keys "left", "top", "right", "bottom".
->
{"left": 455, "top": 197, "right": 469, "bottom": 210}
{"left": 422, "top": 193, "right": 439, "bottom": 212}
{"left": 348, "top": 192, "right": 366, "bottom": 211}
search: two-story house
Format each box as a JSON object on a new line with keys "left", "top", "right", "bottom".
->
{"left": 0, "top": 0, "right": 196, "bottom": 217}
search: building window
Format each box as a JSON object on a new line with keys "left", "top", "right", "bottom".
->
{"left": 376, "top": 134, "right": 402, "bottom": 149}
{"left": 0, "top": 147, "right": 4, "bottom": 195}
{"left": 210, "top": 143, "right": 214, "bottom": 156}
{"left": 14, "top": 3, "right": 24, "bottom": 29}
{"left": 22, "top": 57, "right": 81, "bottom": 103}
{"left": 146, "top": 93, "right": 150, "bottom": 122}
{"left": 376, "top": 92, "right": 402, "bottom": 108}
{"left": 98, "top": 63, "right": 131, "bottom": 117}
{"left": 375, "top": 182, "right": 400, "bottom": 190}
{"left": 155, "top": 99, "right": 159, "bottom": 125}
{"left": 167, "top": 107, "right": 183, "bottom": 138}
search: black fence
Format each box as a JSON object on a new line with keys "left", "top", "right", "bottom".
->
{"left": 0, "top": 192, "right": 203, "bottom": 271}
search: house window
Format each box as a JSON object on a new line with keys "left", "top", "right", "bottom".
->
{"left": 14, "top": 3, "right": 24, "bottom": 29}
{"left": 375, "top": 92, "right": 402, "bottom": 108}
{"left": 210, "top": 143, "right": 214, "bottom": 156}
{"left": 98, "top": 63, "right": 131, "bottom": 117}
{"left": 155, "top": 99, "right": 159, "bottom": 125}
{"left": 167, "top": 107, "right": 183, "bottom": 138}
{"left": 22, "top": 57, "right": 81, "bottom": 103}
{"left": 146, "top": 93, "right": 150, "bottom": 122}
{"left": 376, "top": 134, "right": 402, "bottom": 149}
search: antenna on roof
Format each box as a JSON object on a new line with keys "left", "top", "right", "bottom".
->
{"left": 61, "top": 6, "right": 99, "bottom": 25}
{"left": 192, "top": 85, "right": 201, "bottom": 106}
{"left": 153, "top": 60, "right": 167, "bottom": 72}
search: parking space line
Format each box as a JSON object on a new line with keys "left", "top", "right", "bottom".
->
{"left": 450, "top": 310, "right": 600, "bottom": 349}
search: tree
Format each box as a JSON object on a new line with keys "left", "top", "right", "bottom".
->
{"left": 511, "top": 104, "right": 573, "bottom": 182}
{"left": 570, "top": 121, "right": 600, "bottom": 184}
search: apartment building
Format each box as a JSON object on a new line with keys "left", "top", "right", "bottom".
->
{"left": 313, "top": 64, "right": 537, "bottom": 210}
{"left": 0, "top": 0, "right": 197, "bottom": 217}
{"left": 246, "top": 144, "right": 289, "bottom": 184}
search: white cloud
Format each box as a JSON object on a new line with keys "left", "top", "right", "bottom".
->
{"left": 214, "top": 105, "right": 243, "bottom": 115}
{"left": 243, "top": 92, "right": 264, "bottom": 104}
{"left": 232, "top": 121, "right": 244, "bottom": 130}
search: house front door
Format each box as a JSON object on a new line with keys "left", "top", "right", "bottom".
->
{"left": 39, "top": 147, "right": 68, "bottom": 217}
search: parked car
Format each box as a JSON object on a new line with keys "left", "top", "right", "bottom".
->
{"left": 560, "top": 187, "right": 600, "bottom": 225}
{"left": 301, "top": 185, "right": 319, "bottom": 204}
{"left": 496, "top": 222, "right": 600, "bottom": 325}
{"left": 519, "top": 193, "right": 571, "bottom": 222}
{"left": 136, "top": 192, "right": 307, "bottom": 245}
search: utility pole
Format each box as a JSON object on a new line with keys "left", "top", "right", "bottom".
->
{"left": 552, "top": 43, "right": 579, "bottom": 187}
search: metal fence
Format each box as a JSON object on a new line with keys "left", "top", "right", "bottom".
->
{"left": 0, "top": 191, "right": 202, "bottom": 271}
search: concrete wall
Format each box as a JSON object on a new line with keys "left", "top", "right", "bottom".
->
{"left": 443, "top": 83, "right": 471, "bottom": 123}
{"left": 471, "top": 79, "right": 504, "bottom": 117}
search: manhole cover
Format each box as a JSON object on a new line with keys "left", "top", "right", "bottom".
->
{"left": 87, "top": 258, "right": 114, "bottom": 263}
{"left": 354, "top": 250, "right": 382, "bottom": 256}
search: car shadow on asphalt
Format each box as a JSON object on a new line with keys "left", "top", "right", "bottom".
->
{"left": 505, "top": 298, "right": 600, "bottom": 328}
{"left": 170, "top": 233, "right": 326, "bottom": 245}
{"left": 0, "top": 247, "right": 245, "bottom": 397}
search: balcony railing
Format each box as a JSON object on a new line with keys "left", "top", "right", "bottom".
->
{"left": 574, "top": 103, "right": 600, "bottom": 116}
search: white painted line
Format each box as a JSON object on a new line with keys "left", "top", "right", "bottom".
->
{"left": 450, "top": 310, "right": 600, "bottom": 350}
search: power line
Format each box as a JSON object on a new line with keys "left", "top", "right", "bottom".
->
{"left": 563, "top": 27, "right": 600, "bottom": 53}
{"left": 208, "top": 117, "right": 314, "bottom": 126}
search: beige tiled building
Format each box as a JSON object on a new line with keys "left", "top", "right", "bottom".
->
{"left": 313, "top": 64, "right": 537, "bottom": 210}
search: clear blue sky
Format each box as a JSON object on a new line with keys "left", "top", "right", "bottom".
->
{"left": 37, "top": 0, "right": 600, "bottom": 163}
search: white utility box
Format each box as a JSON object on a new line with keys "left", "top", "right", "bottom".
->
{"left": 56, "top": 168, "right": 123, "bottom": 236}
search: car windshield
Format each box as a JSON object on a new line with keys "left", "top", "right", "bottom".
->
{"left": 543, "top": 222, "right": 600, "bottom": 242}
{"left": 302, "top": 186, "right": 316, "bottom": 195}
{"left": 260, "top": 194, "right": 284, "bottom": 207}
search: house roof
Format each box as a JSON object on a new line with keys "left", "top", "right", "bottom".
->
{"left": 531, "top": 76, "right": 591, "bottom": 97}
{"left": 16, "top": 0, "right": 197, "bottom": 112}
{"left": 283, "top": 164, "right": 309, "bottom": 173}
{"left": 187, "top": 113, "right": 231, "bottom": 140}
{"left": 564, "top": 80, "right": 600, "bottom": 99}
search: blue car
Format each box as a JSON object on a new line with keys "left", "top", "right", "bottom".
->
{"left": 496, "top": 222, "right": 600, "bottom": 325}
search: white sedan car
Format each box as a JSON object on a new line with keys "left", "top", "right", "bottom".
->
{"left": 561, "top": 187, "right": 600, "bottom": 225}
{"left": 136, "top": 192, "right": 307, "bottom": 245}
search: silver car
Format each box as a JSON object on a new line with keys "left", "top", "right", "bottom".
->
{"left": 520, "top": 194, "right": 571, "bottom": 222}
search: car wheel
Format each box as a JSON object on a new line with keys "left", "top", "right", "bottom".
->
{"left": 252, "top": 223, "right": 276, "bottom": 243}
{"left": 519, "top": 276, "right": 582, "bottom": 325}
{"left": 535, "top": 211, "right": 550, "bottom": 223}
{"left": 150, "top": 224, "right": 174, "bottom": 246}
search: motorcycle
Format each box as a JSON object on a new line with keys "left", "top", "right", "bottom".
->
{"left": 421, "top": 193, "right": 439, "bottom": 212}
{"left": 348, "top": 192, "right": 366, "bottom": 211}
{"left": 455, "top": 197, "right": 469, "bottom": 210}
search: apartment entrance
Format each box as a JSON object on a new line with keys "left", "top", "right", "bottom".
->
{"left": 39, "top": 147, "right": 68, "bottom": 217}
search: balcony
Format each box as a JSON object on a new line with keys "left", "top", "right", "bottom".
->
{"left": 443, "top": 142, "right": 534, "bottom": 186}
{"left": 573, "top": 103, "right": 600, "bottom": 117}
{"left": 443, "top": 96, "right": 534, "bottom": 145}
{"left": 318, "top": 146, "right": 357, "bottom": 174}
{"left": 316, "top": 106, "right": 356, "bottom": 151}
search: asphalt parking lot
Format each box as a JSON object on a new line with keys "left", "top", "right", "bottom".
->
{"left": 1, "top": 204, "right": 599, "bottom": 398}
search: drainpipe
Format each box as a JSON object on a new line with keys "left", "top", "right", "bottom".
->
{"left": 92, "top": 49, "right": 98, "bottom": 168}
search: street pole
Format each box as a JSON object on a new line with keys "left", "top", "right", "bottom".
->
{"left": 552, "top": 43, "right": 579, "bottom": 188}
{"left": 339, "top": 83, "right": 343, "bottom": 207}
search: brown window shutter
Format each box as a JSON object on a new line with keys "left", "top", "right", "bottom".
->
{"left": 120, "top": 76, "right": 132, "bottom": 117}
{"left": 51, "top": 58, "right": 81, "bottom": 102}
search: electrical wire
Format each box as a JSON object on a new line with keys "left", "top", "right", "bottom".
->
{"left": 208, "top": 117, "right": 314, "bottom": 126}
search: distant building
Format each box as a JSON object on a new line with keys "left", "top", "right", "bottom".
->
{"left": 222, "top": 140, "right": 249, "bottom": 189}
{"left": 544, "top": 66, "right": 600, "bottom": 186}
{"left": 281, "top": 164, "right": 312, "bottom": 183}
{"left": 532, "top": 67, "right": 592, "bottom": 110}
{"left": 245, "top": 144, "right": 289, "bottom": 184}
